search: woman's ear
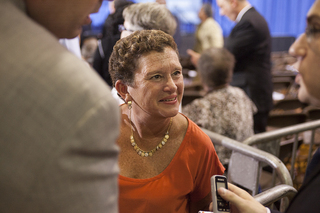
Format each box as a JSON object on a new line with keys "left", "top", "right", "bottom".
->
{"left": 115, "top": 80, "right": 127, "bottom": 101}
{"left": 115, "top": 80, "right": 132, "bottom": 103}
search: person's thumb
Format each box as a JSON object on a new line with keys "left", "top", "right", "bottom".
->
{"left": 218, "top": 187, "right": 227, "bottom": 196}
{"left": 218, "top": 187, "right": 236, "bottom": 203}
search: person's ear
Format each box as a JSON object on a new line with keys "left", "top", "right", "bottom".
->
{"left": 115, "top": 80, "right": 132, "bottom": 103}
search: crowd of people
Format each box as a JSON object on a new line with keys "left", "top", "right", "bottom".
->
{"left": 1, "top": 0, "right": 320, "bottom": 212}
{"left": 188, "top": 0, "right": 273, "bottom": 135}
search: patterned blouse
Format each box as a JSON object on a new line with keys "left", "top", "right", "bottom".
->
{"left": 182, "top": 86, "right": 257, "bottom": 165}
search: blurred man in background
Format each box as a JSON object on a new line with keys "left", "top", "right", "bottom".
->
{"left": 193, "top": 3, "right": 224, "bottom": 53}
{"left": 216, "top": 0, "right": 273, "bottom": 134}
{"left": 188, "top": 0, "right": 273, "bottom": 134}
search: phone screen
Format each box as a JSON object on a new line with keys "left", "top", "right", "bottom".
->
{"left": 216, "top": 181, "right": 226, "bottom": 190}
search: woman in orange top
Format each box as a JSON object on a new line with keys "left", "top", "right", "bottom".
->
{"left": 109, "top": 30, "right": 224, "bottom": 213}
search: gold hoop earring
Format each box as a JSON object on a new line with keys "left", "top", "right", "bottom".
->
{"left": 128, "top": 101, "right": 132, "bottom": 110}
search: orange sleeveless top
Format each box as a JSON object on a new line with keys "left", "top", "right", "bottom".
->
{"left": 118, "top": 116, "right": 225, "bottom": 213}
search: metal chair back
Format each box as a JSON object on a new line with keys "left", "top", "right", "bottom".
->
{"left": 201, "top": 128, "right": 294, "bottom": 211}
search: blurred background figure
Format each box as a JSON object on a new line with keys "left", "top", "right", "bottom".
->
{"left": 183, "top": 47, "right": 256, "bottom": 166}
{"left": 187, "top": 0, "right": 273, "bottom": 134}
{"left": 102, "top": 0, "right": 134, "bottom": 39}
{"left": 93, "top": 0, "right": 134, "bottom": 86}
{"left": 120, "top": 2, "right": 177, "bottom": 38}
{"left": 110, "top": 2, "right": 178, "bottom": 102}
{"left": 155, "top": 0, "right": 182, "bottom": 50}
{"left": 80, "top": 35, "right": 98, "bottom": 66}
{"left": 193, "top": 3, "right": 224, "bottom": 53}
{"left": 215, "top": 1, "right": 320, "bottom": 213}
{"left": 216, "top": 0, "right": 273, "bottom": 134}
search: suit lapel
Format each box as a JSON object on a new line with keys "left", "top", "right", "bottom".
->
{"left": 285, "top": 161, "right": 320, "bottom": 212}
{"left": 230, "top": 7, "right": 255, "bottom": 36}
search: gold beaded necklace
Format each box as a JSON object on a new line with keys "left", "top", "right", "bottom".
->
{"left": 128, "top": 101, "right": 173, "bottom": 157}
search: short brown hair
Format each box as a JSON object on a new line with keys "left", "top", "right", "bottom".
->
{"left": 109, "top": 30, "right": 178, "bottom": 87}
{"left": 198, "top": 48, "right": 235, "bottom": 88}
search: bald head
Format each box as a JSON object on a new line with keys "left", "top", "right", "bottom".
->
{"left": 216, "top": 0, "right": 250, "bottom": 21}
{"left": 155, "top": 0, "right": 166, "bottom": 5}
{"left": 24, "top": 0, "right": 103, "bottom": 39}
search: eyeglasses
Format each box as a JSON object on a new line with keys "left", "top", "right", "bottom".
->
{"left": 118, "top": 24, "right": 134, "bottom": 33}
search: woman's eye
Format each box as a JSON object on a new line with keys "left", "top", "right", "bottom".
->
{"left": 306, "top": 25, "right": 320, "bottom": 38}
{"left": 151, "top": 75, "right": 161, "bottom": 80}
{"left": 172, "top": 71, "right": 181, "bottom": 76}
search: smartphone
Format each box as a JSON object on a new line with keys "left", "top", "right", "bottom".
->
{"left": 211, "top": 175, "right": 230, "bottom": 213}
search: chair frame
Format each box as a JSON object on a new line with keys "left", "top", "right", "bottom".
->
{"left": 201, "top": 128, "right": 293, "bottom": 211}
{"left": 243, "top": 120, "right": 320, "bottom": 178}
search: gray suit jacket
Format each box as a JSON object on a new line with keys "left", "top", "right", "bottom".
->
{"left": 0, "top": 0, "right": 120, "bottom": 212}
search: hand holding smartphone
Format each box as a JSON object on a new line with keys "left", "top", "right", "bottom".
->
{"left": 211, "top": 175, "right": 230, "bottom": 213}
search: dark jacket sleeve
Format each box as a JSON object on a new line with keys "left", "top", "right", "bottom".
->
{"left": 92, "top": 35, "right": 120, "bottom": 87}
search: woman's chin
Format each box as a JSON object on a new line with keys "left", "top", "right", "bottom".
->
{"left": 161, "top": 108, "right": 180, "bottom": 118}
{"left": 309, "top": 97, "right": 320, "bottom": 108}
{"left": 298, "top": 91, "right": 320, "bottom": 107}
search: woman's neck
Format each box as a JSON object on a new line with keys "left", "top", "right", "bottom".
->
{"left": 122, "top": 105, "right": 173, "bottom": 139}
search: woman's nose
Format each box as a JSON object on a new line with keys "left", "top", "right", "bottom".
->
{"left": 164, "top": 77, "right": 177, "bottom": 92}
{"left": 289, "top": 33, "right": 307, "bottom": 58}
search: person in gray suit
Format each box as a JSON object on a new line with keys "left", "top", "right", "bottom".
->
{"left": 0, "top": 0, "right": 120, "bottom": 212}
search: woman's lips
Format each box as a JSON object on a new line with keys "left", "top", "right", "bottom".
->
{"left": 159, "top": 97, "right": 177, "bottom": 103}
{"left": 295, "top": 73, "right": 301, "bottom": 85}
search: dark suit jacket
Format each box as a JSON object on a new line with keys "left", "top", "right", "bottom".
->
{"left": 224, "top": 7, "right": 273, "bottom": 112}
{"left": 270, "top": 161, "right": 320, "bottom": 213}
{"left": 93, "top": 34, "right": 120, "bottom": 87}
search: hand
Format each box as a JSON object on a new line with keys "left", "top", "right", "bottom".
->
{"left": 217, "top": 183, "right": 267, "bottom": 213}
{"left": 186, "top": 49, "right": 200, "bottom": 67}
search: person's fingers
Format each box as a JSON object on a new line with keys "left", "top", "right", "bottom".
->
{"left": 218, "top": 186, "right": 243, "bottom": 204}
{"left": 208, "top": 202, "right": 213, "bottom": 211}
{"left": 227, "top": 183, "right": 254, "bottom": 200}
{"left": 218, "top": 183, "right": 254, "bottom": 206}
{"left": 186, "top": 49, "right": 200, "bottom": 67}
{"left": 218, "top": 183, "right": 267, "bottom": 213}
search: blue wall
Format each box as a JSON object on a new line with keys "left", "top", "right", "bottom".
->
{"left": 89, "top": 1, "right": 110, "bottom": 33}
{"left": 210, "top": 0, "right": 314, "bottom": 38}
{"left": 90, "top": 0, "right": 314, "bottom": 38}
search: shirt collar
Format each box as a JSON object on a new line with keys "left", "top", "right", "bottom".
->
{"left": 235, "top": 4, "right": 252, "bottom": 23}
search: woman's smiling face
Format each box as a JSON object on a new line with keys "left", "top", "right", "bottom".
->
{"left": 127, "top": 47, "right": 184, "bottom": 119}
